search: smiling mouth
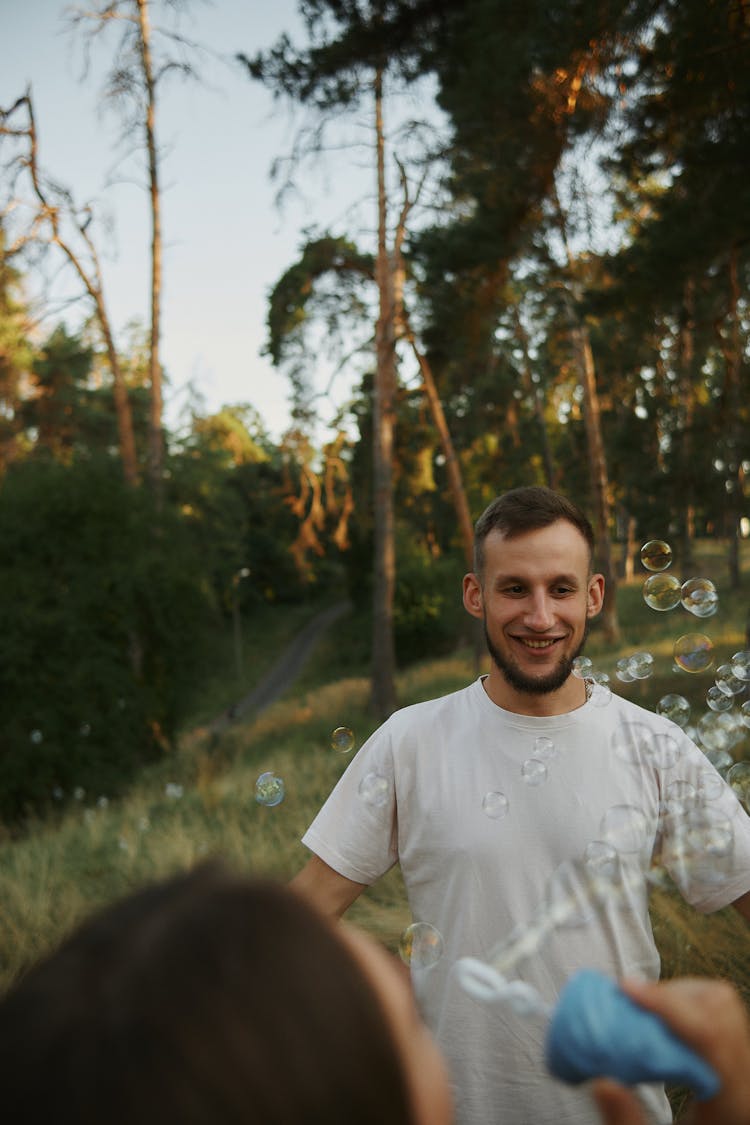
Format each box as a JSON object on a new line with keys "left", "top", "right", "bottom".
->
{"left": 514, "top": 637, "right": 561, "bottom": 650}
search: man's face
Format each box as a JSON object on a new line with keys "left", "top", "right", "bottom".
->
{"left": 463, "top": 520, "right": 604, "bottom": 697}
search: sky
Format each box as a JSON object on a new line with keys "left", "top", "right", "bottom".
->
{"left": 1, "top": 0, "right": 383, "bottom": 439}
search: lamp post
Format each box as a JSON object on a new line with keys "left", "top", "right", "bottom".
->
{"left": 232, "top": 567, "right": 251, "bottom": 685}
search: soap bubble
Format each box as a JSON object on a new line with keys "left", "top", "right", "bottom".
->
{"left": 30, "top": 729, "right": 43, "bottom": 745}
{"left": 601, "top": 804, "right": 650, "bottom": 854}
{"left": 697, "top": 712, "right": 740, "bottom": 754}
{"left": 674, "top": 633, "right": 714, "bottom": 674}
{"left": 164, "top": 782, "right": 184, "bottom": 800}
{"left": 521, "top": 758, "right": 547, "bottom": 786}
{"left": 255, "top": 771, "right": 285, "bottom": 807}
{"left": 97, "top": 795, "right": 109, "bottom": 809}
{"left": 534, "top": 736, "right": 556, "bottom": 760}
{"left": 706, "top": 685, "right": 734, "bottom": 712}
{"left": 583, "top": 840, "right": 621, "bottom": 882}
{"left": 330, "top": 726, "right": 355, "bottom": 754}
{"left": 656, "top": 694, "right": 691, "bottom": 728}
{"left": 52, "top": 786, "right": 64, "bottom": 801}
{"left": 731, "top": 651, "right": 750, "bottom": 681}
{"left": 696, "top": 769, "right": 726, "bottom": 802}
{"left": 611, "top": 721, "right": 682, "bottom": 769}
{"left": 483, "top": 790, "right": 510, "bottom": 819}
{"left": 590, "top": 677, "right": 613, "bottom": 707}
{"left": 684, "top": 805, "right": 734, "bottom": 859}
{"left": 79, "top": 722, "right": 91, "bottom": 737}
{"left": 616, "top": 657, "right": 636, "bottom": 683}
{"left": 629, "top": 651, "right": 655, "bottom": 680}
{"left": 643, "top": 573, "right": 682, "bottom": 611}
{"left": 659, "top": 805, "right": 735, "bottom": 885}
{"left": 680, "top": 577, "right": 718, "bottom": 618}
{"left": 715, "top": 664, "right": 746, "bottom": 697}
{"left": 727, "top": 763, "right": 750, "bottom": 812}
{"left": 705, "top": 748, "right": 733, "bottom": 774}
{"left": 664, "top": 779, "right": 697, "bottom": 816}
{"left": 741, "top": 702, "right": 750, "bottom": 730}
{"left": 73, "top": 786, "right": 86, "bottom": 801}
{"left": 399, "top": 922, "right": 444, "bottom": 969}
{"left": 640, "top": 540, "right": 673, "bottom": 572}
{"left": 358, "top": 772, "right": 389, "bottom": 808}
{"left": 572, "top": 656, "right": 593, "bottom": 679}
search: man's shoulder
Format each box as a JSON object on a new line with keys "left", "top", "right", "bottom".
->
{"left": 386, "top": 679, "right": 478, "bottom": 733}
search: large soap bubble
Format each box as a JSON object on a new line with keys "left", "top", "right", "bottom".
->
{"left": 521, "top": 758, "right": 547, "bottom": 786}
{"left": 715, "top": 664, "right": 746, "bottom": 697}
{"left": 697, "top": 712, "right": 741, "bottom": 754}
{"left": 727, "top": 763, "right": 750, "bottom": 813}
{"left": 674, "top": 634, "right": 714, "bottom": 674}
{"left": 706, "top": 685, "right": 734, "bottom": 713}
{"left": 255, "top": 771, "right": 285, "bottom": 807}
{"left": 399, "top": 922, "right": 444, "bottom": 969}
{"left": 358, "top": 772, "right": 389, "bottom": 808}
{"left": 680, "top": 578, "right": 718, "bottom": 618}
{"left": 656, "top": 694, "right": 691, "bottom": 728}
{"left": 643, "top": 573, "right": 682, "bottom": 611}
{"left": 330, "top": 726, "right": 355, "bottom": 753}
{"left": 600, "top": 804, "right": 650, "bottom": 854}
{"left": 483, "top": 790, "right": 510, "bottom": 819}
{"left": 731, "top": 651, "right": 750, "bottom": 682}
{"left": 640, "top": 540, "right": 673, "bottom": 572}
{"left": 612, "top": 721, "right": 682, "bottom": 769}
{"left": 572, "top": 656, "right": 594, "bottom": 679}
{"left": 629, "top": 651, "right": 655, "bottom": 680}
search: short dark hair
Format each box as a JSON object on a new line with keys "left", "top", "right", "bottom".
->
{"left": 473, "top": 486, "right": 595, "bottom": 577}
{"left": 0, "top": 862, "right": 413, "bottom": 1125}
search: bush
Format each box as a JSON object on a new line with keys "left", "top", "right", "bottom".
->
{"left": 0, "top": 458, "right": 215, "bottom": 822}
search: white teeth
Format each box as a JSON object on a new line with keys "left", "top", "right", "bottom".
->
{"left": 520, "top": 639, "right": 556, "bottom": 649}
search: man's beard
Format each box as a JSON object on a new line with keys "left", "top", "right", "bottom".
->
{"left": 484, "top": 620, "right": 589, "bottom": 696}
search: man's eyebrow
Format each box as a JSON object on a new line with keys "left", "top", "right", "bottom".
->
{"left": 493, "top": 572, "right": 581, "bottom": 586}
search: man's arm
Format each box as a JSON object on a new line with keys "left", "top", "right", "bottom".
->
{"left": 732, "top": 888, "right": 750, "bottom": 925}
{"left": 290, "top": 854, "right": 368, "bottom": 918}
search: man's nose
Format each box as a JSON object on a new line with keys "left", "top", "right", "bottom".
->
{"left": 523, "top": 592, "right": 555, "bottom": 631}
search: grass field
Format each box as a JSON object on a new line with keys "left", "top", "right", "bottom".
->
{"left": 1, "top": 541, "right": 749, "bottom": 1116}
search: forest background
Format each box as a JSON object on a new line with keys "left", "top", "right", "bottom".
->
{"left": 1, "top": 0, "right": 750, "bottom": 1031}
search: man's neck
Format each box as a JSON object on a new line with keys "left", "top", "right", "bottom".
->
{"left": 481, "top": 666, "right": 588, "bottom": 717}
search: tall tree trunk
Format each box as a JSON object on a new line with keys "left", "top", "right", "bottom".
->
{"left": 136, "top": 0, "right": 164, "bottom": 504}
{"left": 371, "top": 69, "right": 397, "bottom": 719}
{"left": 676, "top": 280, "right": 697, "bottom": 574}
{"left": 510, "top": 301, "right": 556, "bottom": 488}
{"left": 574, "top": 323, "right": 620, "bottom": 641}
{"left": 399, "top": 310, "right": 474, "bottom": 570}
{"left": 721, "top": 245, "right": 743, "bottom": 589}
{"left": 553, "top": 184, "right": 619, "bottom": 643}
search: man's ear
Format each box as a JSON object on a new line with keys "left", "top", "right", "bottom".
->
{"left": 587, "top": 573, "right": 605, "bottom": 618}
{"left": 463, "top": 572, "right": 484, "bottom": 620}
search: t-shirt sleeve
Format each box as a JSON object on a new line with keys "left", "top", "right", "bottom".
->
{"left": 659, "top": 736, "right": 750, "bottom": 914}
{"left": 302, "top": 721, "right": 399, "bottom": 885}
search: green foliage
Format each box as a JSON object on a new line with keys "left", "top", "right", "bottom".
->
{"left": 0, "top": 457, "right": 215, "bottom": 822}
{"left": 393, "top": 532, "right": 465, "bottom": 664}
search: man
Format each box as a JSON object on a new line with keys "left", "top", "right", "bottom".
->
{"left": 292, "top": 486, "right": 750, "bottom": 1125}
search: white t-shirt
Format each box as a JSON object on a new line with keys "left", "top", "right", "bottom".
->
{"left": 302, "top": 678, "right": 750, "bottom": 1125}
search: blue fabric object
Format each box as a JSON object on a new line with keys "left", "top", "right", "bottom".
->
{"left": 545, "top": 969, "right": 720, "bottom": 1100}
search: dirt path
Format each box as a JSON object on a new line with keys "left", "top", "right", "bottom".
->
{"left": 207, "top": 600, "right": 352, "bottom": 735}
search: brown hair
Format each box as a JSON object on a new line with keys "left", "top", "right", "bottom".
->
{"left": 0, "top": 862, "right": 413, "bottom": 1125}
{"left": 473, "top": 486, "right": 595, "bottom": 577}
